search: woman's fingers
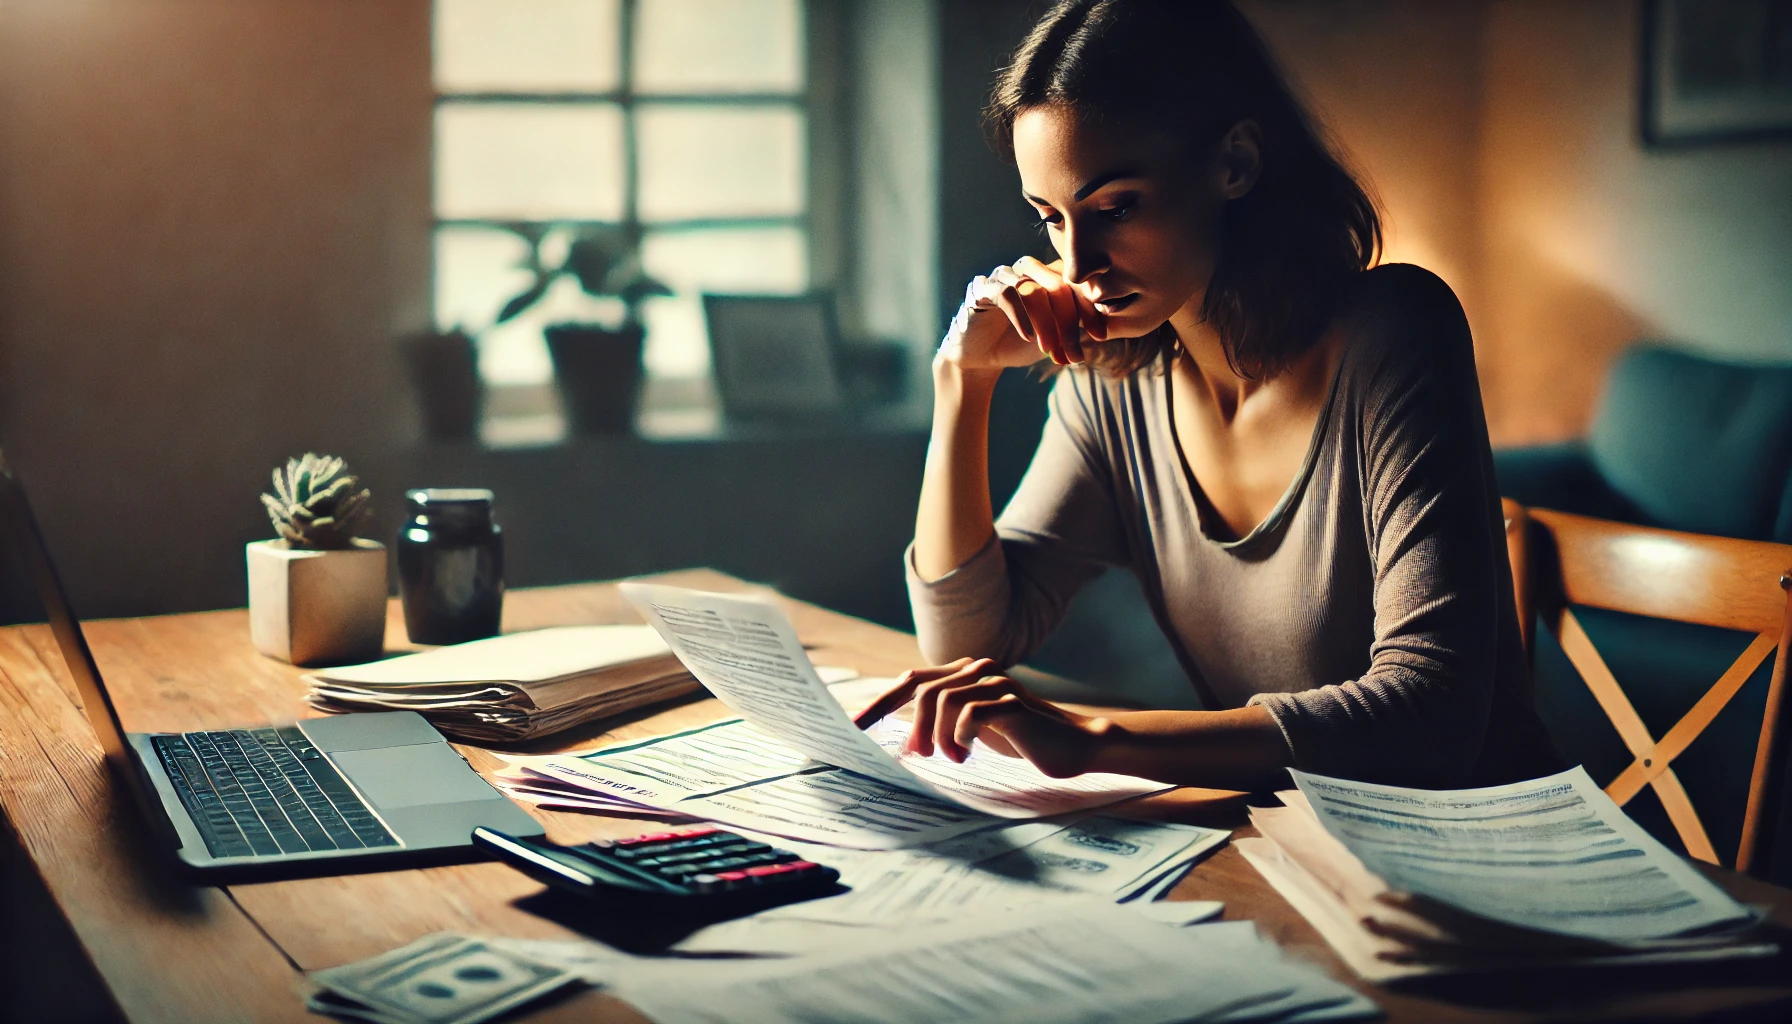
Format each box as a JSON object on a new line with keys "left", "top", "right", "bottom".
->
{"left": 1001, "top": 263, "right": 1064, "bottom": 364}
{"left": 977, "top": 269, "right": 1036, "bottom": 345}
{"left": 906, "top": 657, "right": 1002, "bottom": 756}
{"left": 931, "top": 676, "right": 1025, "bottom": 761}
{"left": 1015, "top": 257, "right": 1084, "bottom": 364}
{"left": 951, "top": 692, "right": 1028, "bottom": 758}
{"left": 990, "top": 266, "right": 1063, "bottom": 364}
{"left": 852, "top": 658, "right": 975, "bottom": 728}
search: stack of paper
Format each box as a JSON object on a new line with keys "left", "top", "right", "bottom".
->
{"left": 677, "top": 815, "right": 1230, "bottom": 953}
{"left": 303, "top": 626, "right": 698, "bottom": 743}
{"left": 1238, "top": 766, "right": 1776, "bottom": 981}
{"left": 610, "top": 905, "right": 1379, "bottom": 1024}
{"left": 306, "top": 908, "right": 1374, "bottom": 1024}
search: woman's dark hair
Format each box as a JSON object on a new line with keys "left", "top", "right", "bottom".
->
{"left": 986, "top": 0, "right": 1381, "bottom": 378}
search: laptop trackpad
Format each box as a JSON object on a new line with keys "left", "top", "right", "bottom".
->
{"left": 333, "top": 744, "right": 501, "bottom": 809}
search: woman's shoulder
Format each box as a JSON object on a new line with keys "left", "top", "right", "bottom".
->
{"left": 1333, "top": 263, "right": 1475, "bottom": 381}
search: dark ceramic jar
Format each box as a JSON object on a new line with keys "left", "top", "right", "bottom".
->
{"left": 397, "top": 488, "right": 503, "bottom": 645}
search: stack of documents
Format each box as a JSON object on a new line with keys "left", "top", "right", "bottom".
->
{"left": 307, "top": 908, "right": 1376, "bottom": 1024}
{"left": 669, "top": 815, "right": 1231, "bottom": 957}
{"left": 492, "top": 583, "right": 1172, "bottom": 848}
{"left": 612, "top": 905, "right": 1379, "bottom": 1024}
{"left": 303, "top": 626, "right": 698, "bottom": 743}
{"left": 1238, "top": 766, "right": 1776, "bottom": 981}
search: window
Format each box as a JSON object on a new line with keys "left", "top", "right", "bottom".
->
{"left": 432, "top": 0, "right": 810, "bottom": 441}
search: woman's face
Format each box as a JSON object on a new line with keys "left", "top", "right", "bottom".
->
{"left": 1012, "top": 104, "right": 1235, "bottom": 342}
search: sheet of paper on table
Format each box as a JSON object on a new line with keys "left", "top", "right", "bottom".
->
{"left": 497, "top": 716, "right": 1000, "bottom": 847}
{"left": 673, "top": 815, "right": 1228, "bottom": 955}
{"left": 500, "top": 582, "right": 1172, "bottom": 847}
{"left": 619, "top": 581, "right": 1172, "bottom": 818}
{"left": 609, "top": 904, "right": 1378, "bottom": 1024}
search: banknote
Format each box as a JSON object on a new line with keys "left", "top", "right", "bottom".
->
{"left": 308, "top": 933, "right": 577, "bottom": 1024}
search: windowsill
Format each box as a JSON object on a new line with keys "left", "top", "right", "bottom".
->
{"left": 473, "top": 378, "right": 928, "bottom": 451}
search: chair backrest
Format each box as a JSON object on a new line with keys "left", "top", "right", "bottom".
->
{"left": 1520, "top": 506, "right": 1792, "bottom": 876}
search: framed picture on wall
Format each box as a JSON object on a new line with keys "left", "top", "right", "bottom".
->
{"left": 1642, "top": 0, "right": 1792, "bottom": 145}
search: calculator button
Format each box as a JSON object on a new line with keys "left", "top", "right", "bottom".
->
{"left": 691, "top": 873, "right": 724, "bottom": 893}
{"left": 671, "top": 826, "right": 720, "bottom": 839}
{"left": 714, "top": 870, "right": 749, "bottom": 890}
{"left": 618, "top": 831, "right": 679, "bottom": 845}
{"left": 731, "top": 851, "right": 790, "bottom": 869}
{"left": 647, "top": 849, "right": 721, "bottom": 867}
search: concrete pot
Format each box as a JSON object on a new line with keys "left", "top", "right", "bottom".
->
{"left": 247, "top": 538, "right": 388, "bottom": 666}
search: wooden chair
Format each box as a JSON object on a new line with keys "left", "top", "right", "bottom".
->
{"left": 1514, "top": 505, "right": 1792, "bottom": 876}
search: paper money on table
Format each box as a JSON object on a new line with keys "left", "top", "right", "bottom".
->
{"left": 305, "top": 933, "right": 581, "bottom": 1024}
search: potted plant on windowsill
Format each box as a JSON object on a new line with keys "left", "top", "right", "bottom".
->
{"left": 401, "top": 326, "right": 481, "bottom": 441}
{"left": 495, "top": 225, "right": 673, "bottom": 434}
{"left": 246, "top": 454, "right": 387, "bottom": 666}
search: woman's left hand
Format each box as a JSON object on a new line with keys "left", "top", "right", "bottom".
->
{"left": 854, "top": 657, "right": 1108, "bottom": 778}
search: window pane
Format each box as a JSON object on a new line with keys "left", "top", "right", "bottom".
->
{"left": 634, "top": 0, "right": 803, "bottom": 95}
{"left": 434, "top": 0, "right": 621, "bottom": 92}
{"left": 636, "top": 106, "right": 804, "bottom": 221}
{"left": 436, "top": 226, "right": 631, "bottom": 386}
{"left": 435, "top": 224, "right": 533, "bottom": 333}
{"left": 436, "top": 104, "right": 625, "bottom": 220}
{"left": 639, "top": 226, "right": 807, "bottom": 376}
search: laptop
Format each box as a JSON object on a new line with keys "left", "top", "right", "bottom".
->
{"left": 0, "top": 450, "right": 544, "bottom": 881}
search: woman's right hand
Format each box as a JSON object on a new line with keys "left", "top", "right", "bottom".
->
{"left": 937, "top": 256, "right": 1099, "bottom": 371}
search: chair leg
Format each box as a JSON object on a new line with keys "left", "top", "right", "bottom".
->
{"left": 1738, "top": 578, "right": 1792, "bottom": 878}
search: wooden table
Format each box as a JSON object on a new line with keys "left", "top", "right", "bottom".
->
{"left": 3, "top": 570, "right": 1791, "bottom": 1023}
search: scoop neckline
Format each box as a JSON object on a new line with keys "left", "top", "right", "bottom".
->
{"left": 1159, "top": 343, "right": 1345, "bottom": 551}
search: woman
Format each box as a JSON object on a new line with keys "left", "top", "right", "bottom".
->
{"left": 869, "top": 0, "right": 1558, "bottom": 791}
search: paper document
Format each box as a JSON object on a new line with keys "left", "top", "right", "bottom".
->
{"left": 504, "top": 715, "right": 1000, "bottom": 848}
{"left": 1292, "top": 767, "right": 1755, "bottom": 943}
{"left": 304, "top": 625, "right": 697, "bottom": 742}
{"left": 621, "top": 582, "right": 1170, "bottom": 820}
{"left": 751, "top": 816, "right": 1228, "bottom": 927}
{"left": 610, "top": 904, "right": 1375, "bottom": 1024}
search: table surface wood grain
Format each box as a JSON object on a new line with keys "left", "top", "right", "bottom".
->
{"left": 3, "top": 569, "right": 1791, "bottom": 1023}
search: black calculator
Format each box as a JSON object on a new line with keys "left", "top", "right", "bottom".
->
{"left": 473, "top": 825, "right": 843, "bottom": 911}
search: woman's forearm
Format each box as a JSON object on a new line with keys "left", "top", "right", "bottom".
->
{"left": 913, "top": 358, "right": 1003, "bottom": 581}
{"left": 1085, "top": 705, "right": 1293, "bottom": 791}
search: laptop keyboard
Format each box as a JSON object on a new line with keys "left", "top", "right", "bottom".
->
{"left": 151, "top": 726, "right": 398, "bottom": 860}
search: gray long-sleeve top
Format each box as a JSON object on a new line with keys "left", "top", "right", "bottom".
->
{"left": 907, "top": 265, "right": 1559, "bottom": 788}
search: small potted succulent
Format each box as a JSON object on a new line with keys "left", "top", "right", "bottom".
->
{"left": 496, "top": 224, "right": 672, "bottom": 434}
{"left": 246, "top": 454, "right": 387, "bottom": 666}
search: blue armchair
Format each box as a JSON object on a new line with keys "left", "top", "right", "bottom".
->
{"left": 1495, "top": 344, "right": 1792, "bottom": 544}
{"left": 1496, "top": 344, "right": 1792, "bottom": 884}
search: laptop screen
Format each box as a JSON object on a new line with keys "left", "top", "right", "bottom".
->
{"left": 0, "top": 450, "right": 136, "bottom": 770}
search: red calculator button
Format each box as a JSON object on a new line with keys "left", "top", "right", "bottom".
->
{"left": 618, "top": 832, "right": 678, "bottom": 846}
{"left": 673, "top": 826, "right": 719, "bottom": 839}
{"left": 744, "top": 864, "right": 787, "bottom": 877}
{"left": 787, "top": 861, "right": 820, "bottom": 872}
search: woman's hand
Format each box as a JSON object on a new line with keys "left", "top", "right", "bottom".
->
{"left": 854, "top": 657, "right": 1109, "bottom": 778}
{"left": 939, "top": 257, "right": 1104, "bottom": 371}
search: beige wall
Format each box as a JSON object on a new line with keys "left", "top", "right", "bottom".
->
{"left": 1475, "top": 0, "right": 1792, "bottom": 444}
{"left": 1244, "top": 0, "right": 1487, "bottom": 343}
{"left": 1250, "top": 0, "right": 1792, "bottom": 446}
{"left": 0, "top": 0, "right": 434, "bottom": 615}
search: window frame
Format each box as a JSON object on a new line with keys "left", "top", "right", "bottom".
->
{"left": 430, "top": 0, "right": 813, "bottom": 399}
